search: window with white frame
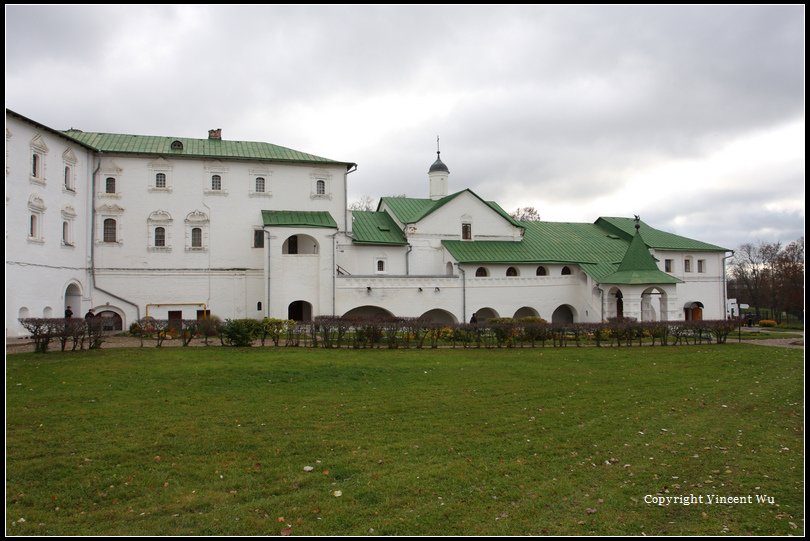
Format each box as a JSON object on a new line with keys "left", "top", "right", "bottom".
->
{"left": 148, "top": 158, "right": 173, "bottom": 192}
{"left": 98, "top": 163, "right": 123, "bottom": 198}
{"left": 96, "top": 203, "right": 125, "bottom": 245}
{"left": 61, "top": 205, "right": 77, "bottom": 247}
{"left": 185, "top": 210, "right": 209, "bottom": 251}
{"left": 105, "top": 176, "right": 117, "bottom": 194}
{"left": 310, "top": 171, "right": 332, "bottom": 199}
{"left": 684, "top": 257, "right": 693, "bottom": 273}
{"left": 62, "top": 147, "right": 77, "bottom": 192}
{"left": 204, "top": 164, "right": 228, "bottom": 195}
{"left": 27, "top": 194, "right": 46, "bottom": 243}
{"left": 375, "top": 258, "right": 387, "bottom": 274}
{"left": 30, "top": 134, "right": 48, "bottom": 184}
{"left": 249, "top": 169, "right": 272, "bottom": 197}
{"left": 697, "top": 259, "right": 706, "bottom": 273}
{"left": 147, "top": 210, "right": 173, "bottom": 251}
{"left": 103, "top": 218, "right": 118, "bottom": 243}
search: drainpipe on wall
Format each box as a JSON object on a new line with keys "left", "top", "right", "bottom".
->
{"left": 405, "top": 244, "right": 413, "bottom": 276}
{"left": 201, "top": 200, "right": 212, "bottom": 312}
{"left": 263, "top": 227, "right": 270, "bottom": 318}
{"left": 330, "top": 231, "right": 340, "bottom": 317}
{"left": 89, "top": 154, "right": 141, "bottom": 321}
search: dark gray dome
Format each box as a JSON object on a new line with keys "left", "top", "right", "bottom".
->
{"left": 428, "top": 151, "right": 449, "bottom": 174}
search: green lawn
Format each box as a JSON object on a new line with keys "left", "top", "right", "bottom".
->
{"left": 6, "top": 346, "right": 804, "bottom": 535}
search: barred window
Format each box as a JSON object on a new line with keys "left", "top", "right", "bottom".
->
{"left": 103, "top": 218, "right": 117, "bottom": 243}
{"left": 155, "top": 173, "right": 167, "bottom": 188}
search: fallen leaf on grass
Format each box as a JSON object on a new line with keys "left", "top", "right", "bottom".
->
{"left": 280, "top": 527, "right": 292, "bottom": 536}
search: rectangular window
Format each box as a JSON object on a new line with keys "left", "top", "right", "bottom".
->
{"left": 664, "top": 259, "right": 673, "bottom": 273}
{"left": 684, "top": 258, "right": 691, "bottom": 273}
{"left": 211, "top": 175, "right": 221, "bottom": 191}
{"left": 155, "top": 227, "right": 166, "bottom": 247}
{"left": 255, "top": 177, "right": 265, "bottom": 193}
{"left": 698, "top": 259, "right": 705, "bottom": 273}
{"left": 196, "top": 309, "right": 211, "bottom": 320}
{"left": 191, "top": 227, "right": 202, "bottom": 248}
{"left": 462, "top": 223, "right": 472, "bottom": 240}
{"left": 376, "top": 260, "right": 385, "bottom": 272}
{"left": 253, "top": 230, "right": 265, "bottom": 248}
{"left": 155, "top": 173, "right": 167, "bottom": 188}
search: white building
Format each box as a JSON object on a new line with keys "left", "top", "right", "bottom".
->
{"left": 5, "top": 109, "right": 730, "bottom": 337}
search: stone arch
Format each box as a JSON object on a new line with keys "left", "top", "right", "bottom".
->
{"left": 288, "top": 300, "right": 313, "bottom": 322}
{"left": 684, "top": 301, "right": 704, "bottom": 321}
{"left": 475, "top": 266, "right": 489, "bottom": 277}
{"left": 551, "top": 304, "right": 576, "bottom": 324}
{"left": 607, "top": 287, "right": 624, "bottom": 320}
{"left": 419, "top": 309, "right": 458, "bottom": 325}
{"left": 342, "top": 305, "right": 395, "bottom": 320}
{"left": 641, "top": 286, "right": 668, "bottom": 321}
{"left": 282, "top": 234, "right": 319, "bottom": 255}
{"left": 472, "top": 307, "right": 499, "bottom": 322}
{"left": 513, "top": 306, "right": 539, "bottom": 319}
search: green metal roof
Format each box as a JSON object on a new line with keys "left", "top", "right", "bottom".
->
{"left": 261, "top": 210, "right": 337, "bottom": 229}
{"left": 351, "top": 211, "right": 407, "bottom": 245}
{"left": 596, "top": 217, "right": 728, "bottom": 252}
{"left": 62, "top": 130, "right": 354, "bottom": 167}
{"left": 598, "top": 230, "right": 681, "bottom": 285}
{"left": 380, "top": 190, "right": 523, "bottom": 228}
{"left": 443, "top": 219, "right": 689, "bottom": 284}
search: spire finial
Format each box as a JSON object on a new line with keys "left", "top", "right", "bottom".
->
{"left": 436, "top": 135, "right": 440, "bottom": 157}
{"left": 634, "top": 215, "right": 641, "bottom": 232}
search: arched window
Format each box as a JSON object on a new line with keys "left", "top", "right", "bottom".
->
{"left": 316, "top": 179, "right": 326, "bottom": 195}
{"left": 154, "top": 227, "right": 166, "bottom": 247}
{"left": 171, "top": 140, "right": 183, "bottom": 150}
{"left": 377, "top": 260, "right": 385, "bottom": 272}
{"left": 155, "top": 173, "right": 166, "bottom": 188}
{"left": 191, "top": 227, "right": 202, "bottom": 248}
{"left": 475, "top": 267, "right": 488, "bottom": 277}
{"left": 103, "top": 218, "right": 117, "bottom": 243}
{"left": 506, "top": 267, "right": 519, "bottom": 277}
{"left": 211, "top": 175, "right": 222, "bottom": 191}
{"left": 561, "top": 266, "right": 572, "bottom": 275}
{"left": 536, "top": 266, "right": 547, "bottom": 276}
{"left": 255, "top": 177, "right": 265, "bottom": 193}
{"left": 105, "top": 177, "right": 116, "bottom": 194}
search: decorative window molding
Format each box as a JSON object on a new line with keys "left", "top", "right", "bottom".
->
{"left": 204, "top": 163, "right": 229, "bottom": 195}
{"left": 27, "top": 193, "right": 46, "bottom": 242}
{"left": 30, "top": 134, "right": 49, "bottom": 185}
{"left": 249, "top": 169, "right": 272, "bottom": 197}
{"left": 147, "top": 210, "right": 173, "bottom": 252}
{"left": 148, "top": 158, "right": 173, "bottom": 192}
{"left": 310, "top": 170, "right": 332, "bottom": 200}
{"left": 96, "top": 203, "right": 125, "bottom": 245}
{"left": 98, "top": 161, "right": 123, "bottom": 199}
{"left": 61, "top": 205, "right": 77, "bottom": 247}
{"left": 185, "top": 210, "right": 209, "bottom": 251}
{"left": 62, "top": 148, "right": 77, "bottom": 193}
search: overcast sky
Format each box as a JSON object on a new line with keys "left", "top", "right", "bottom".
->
{"left": 6, "top": 5, "right": 804, "bottom": 250}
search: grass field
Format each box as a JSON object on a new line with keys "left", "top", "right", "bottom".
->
{"left": 6, "top": 345, "right": 803, "bottom": 535}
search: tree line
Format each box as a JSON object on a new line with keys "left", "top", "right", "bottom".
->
{"left": 728, "top": 237, "right": 804, "bottom": 323}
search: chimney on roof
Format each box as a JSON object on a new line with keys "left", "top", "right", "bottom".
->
{"left": 208, "top": 128, "right": 222, "bottom": 140}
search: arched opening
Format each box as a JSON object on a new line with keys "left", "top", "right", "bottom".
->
{"left": 343, "top": 305, "right": 395, "bottom": 320}
{"left": 475, "top": 267, "right": 489, "bottom": 277}
{"left": 420, "top": 309, "right": 458, "bottom": 325}
{"left": 65, "top": 283, "right": 82, "bottom": 317}
{"left": 506, "top": 267, "right": 519, "bottom": 277}
{"left": 18, "top": 307, "right": 30, "bottom": 320}
{"left": 551, "top": 305, "right": 575, "bottom": 325}
{"left": 513, "top": 306, "right": 539, "bottom": 319}
{"left": 97, "top": 310, "right": 123, "bottom": 331}
{"left": 283, "top": 234, "right": 319, "bottom": 255}
{"left": 684, "top": 301, "right": 704, "bottom": 321}
{"left": 288, "top": 300, "right": 313, "bottom": 322}
{"left": 561, "top": 266, "right": 572, "bottom": 275}
{"left": 607, "top": 287, "right": 624, "bottom": 320}
{"left": 641, "top": 287, "right": 667, "bottom": 322}
{"left": 446, "top": 262, "right": 454, "bottom": 275}
{"left": 472, "top": 307, "right": 499, "bottom": 322}
{"left": 536, "top": 266, "right": 547, "bottom": 276}
{"left": 43, "top": 306, "right": 54, "bottom": 318}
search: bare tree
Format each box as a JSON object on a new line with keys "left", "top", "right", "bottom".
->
{"left": 348, "top": 195, "right": 376, "bottom": 211}
{"left": 510, "top": 206, "right": 541, "bottom": 221}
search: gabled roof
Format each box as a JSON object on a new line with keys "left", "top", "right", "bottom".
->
{"left": 380, "top": 189, "right": 523, "bottom": 228}
{"left": 351, "top": 211, "right": 407, "bottom": 246}
{"left": 596, "top": 217, "right": 728, "bottom": 252}
{"left": 62, "top": 130, "right": 355, "bottom": 168}
{"left": 261, "top": 210, "right": 337, "bottom": 229}
{"left": 598, "top": 230, "right": 681, "bottom": 285}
